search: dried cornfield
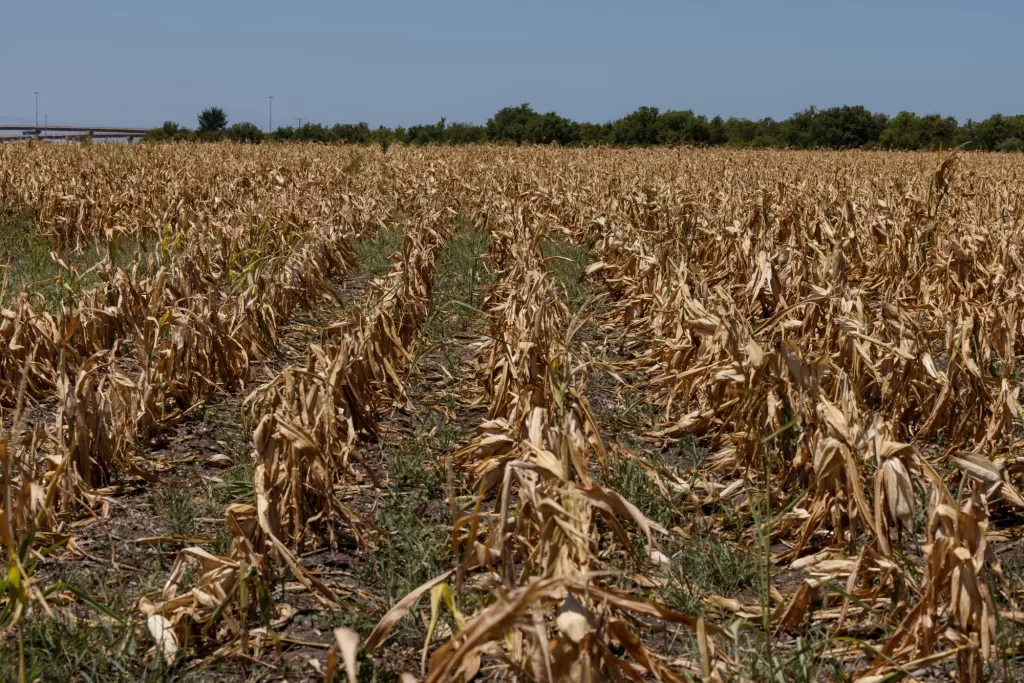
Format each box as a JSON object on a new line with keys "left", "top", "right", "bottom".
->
{"left": 0, "top": 142, "right": 1023, "bottom": 681}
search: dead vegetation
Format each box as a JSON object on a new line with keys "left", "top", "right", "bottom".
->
{"left": 0, "top": 143, "right": 1022, "bottom": 681}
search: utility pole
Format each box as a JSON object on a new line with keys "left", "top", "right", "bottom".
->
{"left": 295, "top": 117, "right": 304, "bottom": 127}
{"left": 34, "top": 92, "right": 38, "bottom": 127}
{"left": 268, "top": 96, "right": 273, "bottom": 133}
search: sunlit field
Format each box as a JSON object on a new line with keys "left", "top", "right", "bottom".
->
{"left": 0, "top": 142, "right": 1020, "bottom": 681}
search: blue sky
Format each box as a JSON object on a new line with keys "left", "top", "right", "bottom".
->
{"left": 1, "top": 1, "right": 1019, "bottom": 129}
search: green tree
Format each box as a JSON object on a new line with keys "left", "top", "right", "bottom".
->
{"left": 140, "top": 102, "right": 1024, "bottom": 151}
{"left": 572, "top": 122, "right": 611, "bottom": 145}
{"left": 996, "top": 137, "right": 1024, "bottom": 152}
{"left": 143, "top": 120, "right": 188, "bottom": 143}
{"left": 197, "top": 107, "right": 228, "bottom": 133}
{"left": 486, "top": 104, "right": 539, "bottom": 143}
{"left": 971, "top": 114, "right": 1006, "bottom": 150}
{"left": 970, "top": 114, "right": 1024, "bottom": 150}
{"left": 270, "top": 125, "right": 295, "bottom": 141}
{"left": 783, "top": 107, "right": 817, "bottom": 148}
{"left": 880, "top": 111, "right": 925, "bottom": 149}
{"left": 444, "top": 122, "right": 487, "bottom": 144}
{"left": 226, "top": 122, "right": 263, "bottom": 143}
{"left": 723, "top": 117, "right": 761, "bottom": 146}
{"left": 656, "top": 110, "right": 712, "bottom": 145}
{"left": 807, "top": 106, "right": 887, "bottom": 148}
{"left": 406, "top": 118, "right": 448, "bottom": 144}
{"left": 525, "top": 112, "right": 575, "bottom": 144}
{"left": 611, "top": 106, "right": 661, "bottom": 146}
{"left": 293, "top": 123, "right": 330, "bottom": 142}
{"left": 372, "top": 125, "right": 394, "bottom": 151}
{"left": 161, "top": 121, "right": 183, "bottom": 137}
{"left": 879, "top": 112, "right": 958, "bottom": 150}
{"left": 751, "top": 118, "right": 788, "bottom": 148}
{"left": 329, "top": 122, "right": 373, "bottom": 143}
{"left": 708, "top": 116, "right": 727, "bottom": 145}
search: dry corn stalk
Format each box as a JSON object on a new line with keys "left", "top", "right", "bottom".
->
{"left": 1, "top": 144, "right": 1023, "bottom": 676}
{"left": 376, "top": 213, "right": 713, "bottom": 680}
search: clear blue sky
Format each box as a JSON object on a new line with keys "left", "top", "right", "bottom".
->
{"left": 1, "top": 1, "right": 1019, "bottom": 129}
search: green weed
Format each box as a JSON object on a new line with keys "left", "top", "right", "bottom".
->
{"left": 352, "top": 227, "right": 404, "bottom": 278}
{"left": 426, "top": 220, "right": 489, "bottom": 337}
{"left": 663, "top": 538, "right": 759, "bottom": 616}
{"left": 0, "top": 203, "right": 151, "bottom": 308}
{"left": 151, "top": 486, "right": 201, "bottom": 537}
{"left": 540, "top": 235, "right": 592, "bottom": 309}
{"left": 607, "top": 456, "right": 685, "bottom": 530}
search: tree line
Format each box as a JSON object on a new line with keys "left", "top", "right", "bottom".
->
{"left": 145, "top": 104, "right": 1024, "bottom": 151}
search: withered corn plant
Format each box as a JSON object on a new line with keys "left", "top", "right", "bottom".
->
{"left": 142, "top": 214, "right": 450, "bottom": 658}
{"left": 2, "top": 143, "right": 1024, "bottom": 679}
{"left": 367, "top": 210, "right": 721, "bottom": 681}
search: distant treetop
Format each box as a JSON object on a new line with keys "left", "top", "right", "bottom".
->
{"left": 197, "top": 107, "right": 228, "bottom": 133}
{"left": 141, "top": 105, "right": 1024, "bottom": 151}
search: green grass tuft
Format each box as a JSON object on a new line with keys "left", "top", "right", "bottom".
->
{"left": 663, "top": 538, "right": 759, "bottom": 615}
{"left": 352, "top": 227, "right": 405, "bottom": 279}
{"left": 540, "top": 234, "right": 592, "bottom": 309}
{"left": 425, "top": 219, "right": 489, "bottom": 339}
{"left": 0, "top": 203, "right": 151, "bottom": 308}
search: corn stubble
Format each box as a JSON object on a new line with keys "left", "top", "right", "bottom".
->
{"left": 0, "top": 143, "right": 1021, "bottom": 681}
